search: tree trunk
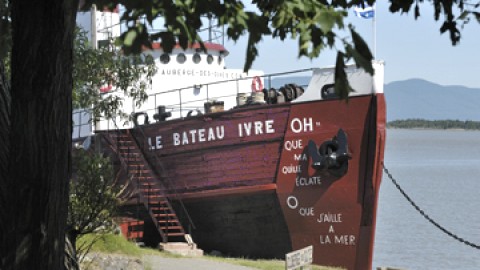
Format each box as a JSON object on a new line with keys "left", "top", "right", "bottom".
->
{"left": 0, "top": 60, "right": 11, "bottom": 267}
{"left": 0, "top": 0, "right": 79, "bottom": 269}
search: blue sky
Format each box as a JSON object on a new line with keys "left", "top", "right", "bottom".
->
{"left": 220, "top": 2, "right": 480, "bottom": 88}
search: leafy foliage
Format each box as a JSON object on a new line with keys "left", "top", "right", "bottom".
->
{"left": 67, "top": 148, "right": 128, "bottom": 269}
{"left": 68, "top": 149, "right": 120, "bottom": 237}
{"left": 389, "top": 0, "right": 480, "bottom": 46}
{"left": 80, "top": 0, "right": 374, "bottom": 96}
{"left": 73, "top": 27, "right": 157, "bottom": 125}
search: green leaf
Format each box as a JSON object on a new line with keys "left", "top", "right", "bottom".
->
{"left": 334, "top": 52, "right": 352, "bottom": 100}
{"left": 473, "top": 12, "right": 480, "bottom": 24}
{"left": 123, "top": 30, "right": 137, "bottom": 47}
{"left": 350, "top": 26, "right": 374, "bottom": 74}
{"left": 316, "top": 9, "right": 336, "bottom": 34}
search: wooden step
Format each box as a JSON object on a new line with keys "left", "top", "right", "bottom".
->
{"left": 160, "top": 226, "right": 183, "bottom": 230}
{"left": 150, "top": 207, "right": 172, "bottom": 212}
{"left": 154, "top": 214, "right": 177, "bottom": 218}
{"left": 165, "top": 232, "right": 185, "bottom": 237}
{"left": 145, "top": 194, "right": 166, "bottom": 199}
{"left": 105, "top": 132, "right": 187, "bottom": 244}
{"left": 158, "top": 220, "right": 181, "bottom": 225}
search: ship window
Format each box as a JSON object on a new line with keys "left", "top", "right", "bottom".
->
{"left": 193, "top": 53, "right": 201, "bottom": 64}
{"left": 177, "top": 53, "right": 186, "bottom": 64}
{"left": 321, "top": 84, "right": 338, "bottom": 100}
{"left": 207, "top": 54, "right": 213, "bottom": 64}
{"left": 160, "top": 53, "right": 170, "bottom": 64}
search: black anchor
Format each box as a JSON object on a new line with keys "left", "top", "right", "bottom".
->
{"left": 308, "top": 129, "right": 351, "bottom": 177}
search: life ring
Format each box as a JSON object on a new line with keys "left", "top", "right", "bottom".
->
{"left": 186, "top": 109, "right": 202, "bottom": 117}
{"left": 251, "top": 76, "right": 263, "bottom": 92}
{"left": 100, "top": 84, "right": 113, "bottom": 93}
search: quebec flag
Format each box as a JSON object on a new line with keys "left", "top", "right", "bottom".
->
{"left": 354, "top": 3, "right": 375, "bottom": 19}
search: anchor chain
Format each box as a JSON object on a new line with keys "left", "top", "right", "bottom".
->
{"left": 382, "top": 163, "right": 480, "bottom": 250}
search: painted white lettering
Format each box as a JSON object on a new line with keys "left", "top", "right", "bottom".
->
{"left": 198, "top": 129, "right": 206, "bottom": 142}
{"left": 290, "top": 117, "right": 314, "bottom": 133}
{"left": 286, "top": 196, "right": 299, "bottom": 209}
{"left": 265, "top": 120, "right": 275, "bottom": 133}
{"left": 282, "top": 165, "right": 302, "bottom": 174}
{"left": 243, "top": 122, "right": 252, "bottom": 136}
{"left": 208, "top": 127, "right": 216, "bottom": 141}
{"left": 173, "top": 133, "right": 180, "bottom": 146}
{"left": 295, "top": 176, "right": 322, "bottom": 186}
{"left": 182, "top": 131, "right": 189, "bottom": 145}
{"left": 189, "top": 130, "right": 197, "bottom": 143}
{"left": 303, "top": 117, "right": 313, "bottom": 132}
{"left": 284, "top": 139, "right": 303, "bottom": 151}
{"left": 238, "top": 120, "right": 275, "bottom": 137}
{"left": 293, "top": 154, "right": 308, "bottom": 161}
{"left": 155, "top": 136, "right": 163, "bottom": 149}
{"left": 238, "top": 123, "right": 243, "bottom": 137}
{"left": 329, "top": 225, "right": 335, "bottom": 233}
{"left": 254, "top": 121, "right": 263, "bottom": 134}
{"left": 290, "top": 118, "right": 303, "bottom": 133}
{"left": 216, "top": 126, "right": 225, "bottom": 139}
{"left": 171, "top": 126, "right": 225, "bottom": 145}
{"left": 317, "top": 213, "right": 342, "bottom": 223}
{"left": 299, "top": 207, "right": 315, "bottom": 216}
{"left": 148, "top": 137, "right": 154, "bottom": 150}
{"left": 334, "top": 235, "right": 356, "bottom": 245}
{"left": 320, "top": 235, "right": 331, "bottom": 244}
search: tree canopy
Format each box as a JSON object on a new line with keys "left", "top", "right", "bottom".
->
{"left": 73, "top": 27, "right": 157, "bottom": 124}
{"left": 79, "top": 0, "right": 480, "bottom": 96}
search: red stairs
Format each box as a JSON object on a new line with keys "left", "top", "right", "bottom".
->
{"left": 104, "top": 130, "right": 186, "bottom": 243}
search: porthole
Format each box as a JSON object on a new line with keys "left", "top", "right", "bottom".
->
{"left": 193, "top": 53, "right": 201, "bottom": 64}
{"left": 160, "top": 53, "right": 170, "bottom": 64}
{"left": 207, "top": 54, "right": 214, "bottom": 64}
{"left": 177, "top": 53, "right": 186, "bottom": 64}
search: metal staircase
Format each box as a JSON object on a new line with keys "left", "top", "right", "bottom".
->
{"left": 104, "top": 130, "right": 186, "bottom": 243}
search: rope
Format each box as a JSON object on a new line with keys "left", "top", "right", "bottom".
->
{"left": 382, "top": 163, "right": 480, "bottom": 250}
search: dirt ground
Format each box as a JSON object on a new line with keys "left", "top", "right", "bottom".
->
{"left": 81, "top": 253, "right": 257, "bottom": 270}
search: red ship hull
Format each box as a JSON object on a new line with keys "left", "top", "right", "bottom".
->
{"left": 105, "top": 93, "right": 386, "bottom": 270}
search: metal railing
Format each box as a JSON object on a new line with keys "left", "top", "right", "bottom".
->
{"left": 72, "top": 68, "right": 314, "bottom": 139}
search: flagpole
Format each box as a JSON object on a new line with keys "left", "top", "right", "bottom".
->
{"left": 353, "top": 2, "right": 376, "bottom": 59}
{"left": 372, "top": 3, "right": 376, "bottom": 60}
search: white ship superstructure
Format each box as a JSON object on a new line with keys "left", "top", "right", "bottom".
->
{"left": 73, "top": 7, "right": 264, "bottom": 140}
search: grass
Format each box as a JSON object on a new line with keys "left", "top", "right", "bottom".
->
{"left": 77, "top": 233, "right": 143, "bottom": 257}
{"left": 78, "top": 233, "right": 342, "bottom": 270}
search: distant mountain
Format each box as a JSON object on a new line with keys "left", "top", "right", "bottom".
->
{"left": 385, "top": 79, "right": 480, "bottom": 121}
{"left": 272, "top": 76, "right": 480, "bottom": 122}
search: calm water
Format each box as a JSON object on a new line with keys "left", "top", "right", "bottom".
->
{"left": 373, "top": 129, "right": 480, "bottom": 269}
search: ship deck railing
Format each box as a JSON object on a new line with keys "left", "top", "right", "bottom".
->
{"left": 73, "top": 68, "right": 313, "bottom": 140}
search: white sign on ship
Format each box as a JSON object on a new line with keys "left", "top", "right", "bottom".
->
{"left": 285, "top": 245, "right": 313, "bottom": 270}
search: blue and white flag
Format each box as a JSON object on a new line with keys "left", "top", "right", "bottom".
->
{"left": 354, "top": 3, "right": 375, "bottom": 19}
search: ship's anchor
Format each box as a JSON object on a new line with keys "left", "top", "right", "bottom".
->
{"left": 308, "top": 129, "right": 351, "bottom": 177}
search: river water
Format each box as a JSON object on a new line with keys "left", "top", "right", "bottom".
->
{"left": 373, "top": 129, "right": 480, "bottom": 269}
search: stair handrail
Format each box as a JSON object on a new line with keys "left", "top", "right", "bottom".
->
{"left": 128, "top": 124, "right": 197, "bottom": 231}
{"left": 101, "top": 131, "right": 169, "bottom": 241}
